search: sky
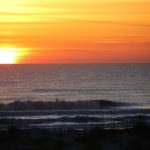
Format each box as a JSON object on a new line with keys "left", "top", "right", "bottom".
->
{"left": 0, "top": 0, "right": 150, "bottom": 64}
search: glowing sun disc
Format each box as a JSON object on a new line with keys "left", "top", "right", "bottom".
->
{"left": 0, "top": 47, "right": 19, "bottom": 64}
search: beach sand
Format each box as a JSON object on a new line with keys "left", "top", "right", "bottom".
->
{"left": 0, "top": 126, "right": 149, "bottom": 150}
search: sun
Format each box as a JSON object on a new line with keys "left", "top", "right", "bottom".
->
{"left": 0, "top": 47, "right": 19, "bottom": 64}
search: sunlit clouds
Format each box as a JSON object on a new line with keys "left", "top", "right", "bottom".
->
{"left": 0, "top": 0, "right": 150, "bottom": 64}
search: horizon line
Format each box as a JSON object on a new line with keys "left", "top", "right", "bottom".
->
{"left": 0, "top": 62, "right": 150, "bottom": 65}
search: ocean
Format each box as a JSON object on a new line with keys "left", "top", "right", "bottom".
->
{"left": 0, "top": 64, "right": 150, "bottom": 129}
{"left": 0, "top": 64, "right": 150, "bottom": 103}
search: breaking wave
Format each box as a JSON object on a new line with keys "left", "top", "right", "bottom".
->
{"left": 0, "top": 100, "right": 149, "bottom": 130}
{"left": 0, "top": 100, "right": 129, "bottom": 111}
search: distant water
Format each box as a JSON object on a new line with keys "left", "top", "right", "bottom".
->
{"left": 0, "top": 64, "right": 149, "bottom": 104}
{"left": 0, "top": 64, "right": 150, "bottom": 129}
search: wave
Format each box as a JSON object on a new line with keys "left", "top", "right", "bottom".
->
{"left": 0, "top": 113, "right": 149, "bottom": 130}
{"left": 0, "top": 100, "right": 130, "bottom": 111}
{"left": 0, "top": 100, "right": 149, "bottom": 130}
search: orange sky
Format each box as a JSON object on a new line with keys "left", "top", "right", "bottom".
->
{"left": 0, "top": 0, "right": 150, "bottom": 64}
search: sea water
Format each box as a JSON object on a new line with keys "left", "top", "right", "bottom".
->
{"left": 0, "top": 64, "right": 149, "bottom": 103}
{"left": 0, "top": 64, "right": 149, "bottom": 129}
